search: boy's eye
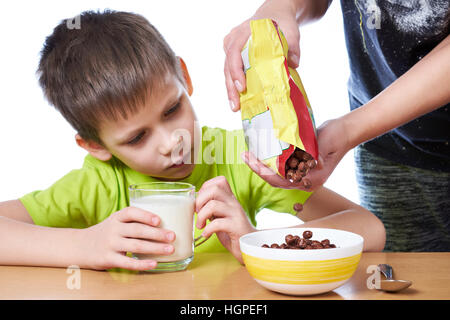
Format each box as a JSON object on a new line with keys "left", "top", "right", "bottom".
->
{"left": 125, "top": 101, "right": 181, "bottom": 146}
{"left": 164, "top": 102, "right": 181, "bottom": 117}
{"left": 127, "top": 131, "right": 145, "bottom": 145}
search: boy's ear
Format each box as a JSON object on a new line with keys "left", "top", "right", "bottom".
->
{"left": 178, "top": 57, "right": 193, "bottom": 96}
{"left": 75, "top": 134, "right": 112, "bottom": 161}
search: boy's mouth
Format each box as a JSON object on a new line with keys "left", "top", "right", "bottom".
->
{"left": 168, "top": 150, "right": 192, "bottom": 169}
{"left": 169, "top": 162, "right": 185, "bottom": 169}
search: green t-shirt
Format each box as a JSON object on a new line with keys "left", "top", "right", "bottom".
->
{"left": 20, "top": 126, "right": 312, "bottom": 253}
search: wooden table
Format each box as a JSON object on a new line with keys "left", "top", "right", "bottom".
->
{"left": 0, "top": 252, "right": 449, "bottom": 300}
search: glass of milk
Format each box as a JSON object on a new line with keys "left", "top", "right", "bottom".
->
{"left": 129, "top": 182, "right": 195, "bottom": 272}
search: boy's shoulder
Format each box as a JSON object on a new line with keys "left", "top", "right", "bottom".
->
{"left": 82, "top": 153, "right": 124, "bottom": 172}
{"left": 75, "top": 153, "right": 128, "bottom": 187}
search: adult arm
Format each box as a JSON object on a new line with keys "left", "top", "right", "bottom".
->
{"left": 224, "top": 0, "right": 332, "bottom": 111}
{"left": 242, "top": 34, "right": 450, "bottom": 191}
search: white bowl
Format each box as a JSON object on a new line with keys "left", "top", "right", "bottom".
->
{"left": 239, "top": 227, "right": 364, "bottom": 296}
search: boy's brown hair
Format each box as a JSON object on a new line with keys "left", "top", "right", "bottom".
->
{"left": 37, "top": 10, "right": 185, "bottom": 145}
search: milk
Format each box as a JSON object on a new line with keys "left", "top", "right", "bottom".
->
{"left": 130, "top": 194, "right": 195, "bottom": 262}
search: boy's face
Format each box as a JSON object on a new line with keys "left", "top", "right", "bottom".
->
{"left": 92, "top": 74, "right": 200, "bottom": 181}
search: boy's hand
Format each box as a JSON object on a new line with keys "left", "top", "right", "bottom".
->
{"left": 195, "top": 176, "right": 256, "bottom": 264}
{"left": 82, "top": 207, "right": 176, "bottom": 271}
{"left": 241, "top": 119, "right": 350, "bottom": 192}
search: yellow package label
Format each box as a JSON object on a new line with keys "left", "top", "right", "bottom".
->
{"left": 240, "top": 19, "right": 318, "bottom": 179}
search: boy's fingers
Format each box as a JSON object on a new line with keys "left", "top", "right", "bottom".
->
{"left": 201, "top": 218, "right": 230, "bottom": 239}
{"left": 118, "top": 207, "right": 160, "bottom": 226}
{"left": 195, "top": 176, "right": 233, "bottom": 213}
{"left": 196, "top": 199, "right": 228, "bottom": 229}
{"left": 120, "top": 238, "right": 174, "bottom": 256}
{"left": 121, "top": 223, "right": 175, "bottom": 243}
{"left": 115, "top": 255, "right": 157, "bottom": 271}
{"left": 198, "top": 175, "right": 232, "bottom": 195}
{"left": 198, "top": 175, "right": 229, "bottom": 190}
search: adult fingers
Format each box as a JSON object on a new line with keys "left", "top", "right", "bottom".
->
{"left": 223, "top": 22, "right": 250, "bottom": 111}
{"left": 284, "top": 25, "right": 301, "bottom": 68}
{"left": 241, "top": 151, "right": 307, "bottom": 190}
{"left": 224, "top": 60, "right": 240, "bottom": 112}
{"left": 301, "top": 153, "right": 336, "bottom": 192}
{"left": 227, "top": 47, "right": 246, "bottom": 95}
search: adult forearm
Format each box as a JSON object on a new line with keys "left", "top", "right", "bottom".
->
{"left": 343, "top": 35, "right": 450, "bottom": 149}
{"left": 255, "top": 0, "right": 331, "bottom": 26}
{"left": 0, "top": 216, "right": 85, "bottom": 268}
{"left": 293, "top": 0, "right": 332, "bottom": 25}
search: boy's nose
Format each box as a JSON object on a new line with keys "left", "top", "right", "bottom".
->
{"left": 158, "top": 132, "right": 183, "bottom": 156}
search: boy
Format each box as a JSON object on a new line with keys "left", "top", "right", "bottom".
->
{"left": 0, "top": 10, "right": 385, "bottom": 271}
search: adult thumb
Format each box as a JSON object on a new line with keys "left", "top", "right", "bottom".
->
{"left": 288, "top": 48, "right": 300, "bottom": 68}
{"left": 286, "top": 32, "right": 301, "bottom": 68}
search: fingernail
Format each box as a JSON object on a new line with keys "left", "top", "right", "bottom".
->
{"left": 234, "top": 80, "right": 244, "bottom": 93}
{"left": 229, "top": 100, "right": 236, "bottom": 111}
{"left": 165, "top": 245, "right": 174, "bottom": 253}
{"left": 152, "top": 217, "right": 159, "bottom": 225}
{"left": 166, "top": 232, "right": 175, "bottom": 241}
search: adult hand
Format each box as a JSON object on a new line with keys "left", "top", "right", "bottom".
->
{"left": 223, "top": 0, "right": 300, "bottom": 112}
{"left": 241, "top": 118, "right": 351, "bottom": 192}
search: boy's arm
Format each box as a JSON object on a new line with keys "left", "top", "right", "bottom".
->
{"left": 0, "top": 216, "right": 85, "bottom": 268}
{"left": 0, "top": 200, "right": 35, "bottom": 224}
{"left": 295, "top": 187, "right": 386, "bottom": 252}
{"left": 0, "top": 200, "right": 85, "bottom": 267}
{"left": 0, "top": 200, "right": 176, "bottom": 270}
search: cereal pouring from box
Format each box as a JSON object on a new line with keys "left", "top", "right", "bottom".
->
{"left": 239, "top": 19, "right": 318, "bottom": 188}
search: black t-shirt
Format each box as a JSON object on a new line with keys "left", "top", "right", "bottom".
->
{"left": 340, "top": 0, "right": 450, "bottom": 172}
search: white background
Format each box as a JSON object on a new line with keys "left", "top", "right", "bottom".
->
{"left": 0, "top": 0, "right": 357, "bottom": 228}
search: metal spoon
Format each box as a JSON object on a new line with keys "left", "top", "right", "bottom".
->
{"left": 377, "top": 264, "right": 412, "bottom": 292}
{"left": 194, "top": 235, "right": 210, "bottom": 247}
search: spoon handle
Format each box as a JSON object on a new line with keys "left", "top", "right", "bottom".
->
{"left": 378, "top": 264, "right": 393, "bottom": 280}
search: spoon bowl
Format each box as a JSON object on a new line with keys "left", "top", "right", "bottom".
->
{"left": 380, "top": 279, "right": 412, "bottom": 292}
{"left": 377, "top": 264, "right": 412, "bottom": 292}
